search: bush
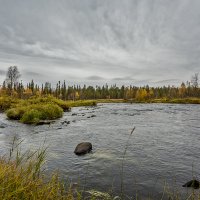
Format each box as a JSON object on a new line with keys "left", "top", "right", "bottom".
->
{"left": 7, "top": 104, "right": 63, "bottom": 124}
{"left": 20, "top": 109, "right": 41, "bottom": 124}
{"left": 0, "top": 97, "right": 19, "bottom": 111}
{"left": 27, "top": 96, "right": 71, "bottom": 111}
{"left": 20, "top": 104, "right": 63, "bottom": 124}
{"left": 6, "top": 107, "right": 26, "bottom": 120}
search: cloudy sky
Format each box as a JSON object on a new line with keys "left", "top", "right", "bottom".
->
{"left": 0, "top": 0, "right": 200, "bottom": 86}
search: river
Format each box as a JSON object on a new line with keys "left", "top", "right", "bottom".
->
{"left": 0, "top": 103, "right": 200, "bottom": 199}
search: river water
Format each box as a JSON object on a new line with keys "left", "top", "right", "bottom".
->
{"left": 0, "top": 103, "right": 200, "bottom": 199}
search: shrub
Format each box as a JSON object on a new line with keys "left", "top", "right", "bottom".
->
{"left": 20, "top": 109, "right": 41, "bottom": 124}
{"left": 7, "top": 103, "right": 63, "bottom": 124}
{"left": 20, "top": 104, "right": 63, "bottom": 124}
{"left": 0, "top": 97, "right": 19, "bottom": 111}
{"left": 6, "top": 107, "right": 26, "bottom": 120}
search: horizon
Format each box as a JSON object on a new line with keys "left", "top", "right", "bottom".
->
{"left": 0, "top": 66, "right": 197, "bottom": 88}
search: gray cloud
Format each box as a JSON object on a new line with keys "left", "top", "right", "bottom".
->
{"left": 0, "top": 69, "right": 6, "bottom": 75}
{"left": 22, "top": 70, "right": 43, "bottom": 77}
{"left": 0, "top": 0, "right": 200, "bottom": 85}
{"left": 112, "top": 76, "right": 134, "bottom": 81}
{"left": 86, "top": 76, "right": 105, "bottom": 80}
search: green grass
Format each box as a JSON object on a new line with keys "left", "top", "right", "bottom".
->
{"left": 148, "top": 98, "right": 200, "bottom": 104}
{"left": 127, "top": 97, "right": 200, "bottom": 104}
{"left": 96, "top": 99, "right": 125, "bottom": 103}
{"left": 7, "top": 104, "right": 63, "bottom": 124}
{"left": 65, "top": 100, "right": 97, "bottom": 107}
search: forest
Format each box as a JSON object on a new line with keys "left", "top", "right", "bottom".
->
{"left": 0, "top": 66, "right": 199, "bottom": 101}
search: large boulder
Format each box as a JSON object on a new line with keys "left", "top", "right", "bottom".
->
{"left": 182, "top": 179, "right": 200, "bottom": 189}
{"left": 74, "top": 142, "right": 92, "bottom": 155}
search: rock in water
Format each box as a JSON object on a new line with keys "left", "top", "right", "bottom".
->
{"left": 36, "top": 120, "right": 55, "bottom": 125}
{"left": 74, "top": 142, "right": 92, "bottom": 155}
{"left": 182, "top": 179, "right": 200, "bottom": 189}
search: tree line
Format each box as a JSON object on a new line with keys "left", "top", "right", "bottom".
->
{"left": 0, "top": 66, "right": 199, "bottom": 100}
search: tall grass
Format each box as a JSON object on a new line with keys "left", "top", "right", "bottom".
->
{"left": 0, "top": 138, "right": 76, "bottom": 200}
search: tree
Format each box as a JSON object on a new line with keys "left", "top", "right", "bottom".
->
{"left": 191, "top": 73, "right": 199, "bottom": 97}
{"left": 5, "top": 66, "right": 21, "bottom": 93}
{"left": 179, "top": 82, "right": 186, "bottom": 98}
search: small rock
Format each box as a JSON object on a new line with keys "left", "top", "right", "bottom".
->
{"left": 91, "top": 115, "right": 96, "bottom": 118}
{"left": 72, "top": 120, "right": 76, "bottom": 123}
{"left": 0, "top": 125, "right": 5, "bottom": 128}
{"left": 72, "top": 113, "right": 77, "bottom": 116}
{"left": 74, "top": 142, "right": 92, "bottom": 155}
{"left": 182, "top": 179, "right": 200, "bottom": 189}
{"left": 61, "top": 121, "right": 70, "bottom": 125}
{"left": 63, "top": 107, "right": 71, "bottom": 112}
{"left": 36, "top": 120, "right": 55, "bottom": 125}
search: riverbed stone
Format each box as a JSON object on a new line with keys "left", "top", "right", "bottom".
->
{"left": 74, "top": 142, "right": 92, "bottom": 155}
{"left": 182, "top": 179, "right": 200, "bottom": 189}
{"left": 36, "top": 120, "right": 55, "bottom": 125}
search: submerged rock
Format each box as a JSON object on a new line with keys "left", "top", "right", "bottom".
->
{"left": 63, "top": 107, "right": 71, "bottom": 112}
{"left": 74, "top": 142, "right": 92, "bottom": 155}
{"left": 0, "top": 125, "right": 6, "bottom": 128}
{"left": 87, "top": 114, "right": 96, "bottom": 118}
{"left": 61, "top": 121, "right": 70, "bottom": 125}
{"left": 182, "top": 179, "right": 200, "bottom": 189}
{"left": 36, "top": 120, "right": 55, "bottom": 125}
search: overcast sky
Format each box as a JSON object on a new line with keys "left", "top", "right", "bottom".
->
{"left": 0, "top": 0, "right": 200, "bottom": 86}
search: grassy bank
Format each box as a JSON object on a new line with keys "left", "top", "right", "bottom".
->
{"left": 0, "top": 96, "right": 96, "bottom": 124}
{"left": 128, "top": 97, "right": 200, "bottom": 104}
{"left": 96, "top": 99, "right": 126, "bottom": 103}
{"left": 96, "top": 98, "right": 200, "bottom": 104}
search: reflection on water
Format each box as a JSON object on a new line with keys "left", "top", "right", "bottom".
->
{"left": 0, "top": 103, "right": 200, "bottom": 198}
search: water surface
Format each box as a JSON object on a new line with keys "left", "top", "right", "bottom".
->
{"left": 0, "top": 103, "right": 200, "bottom": 199}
